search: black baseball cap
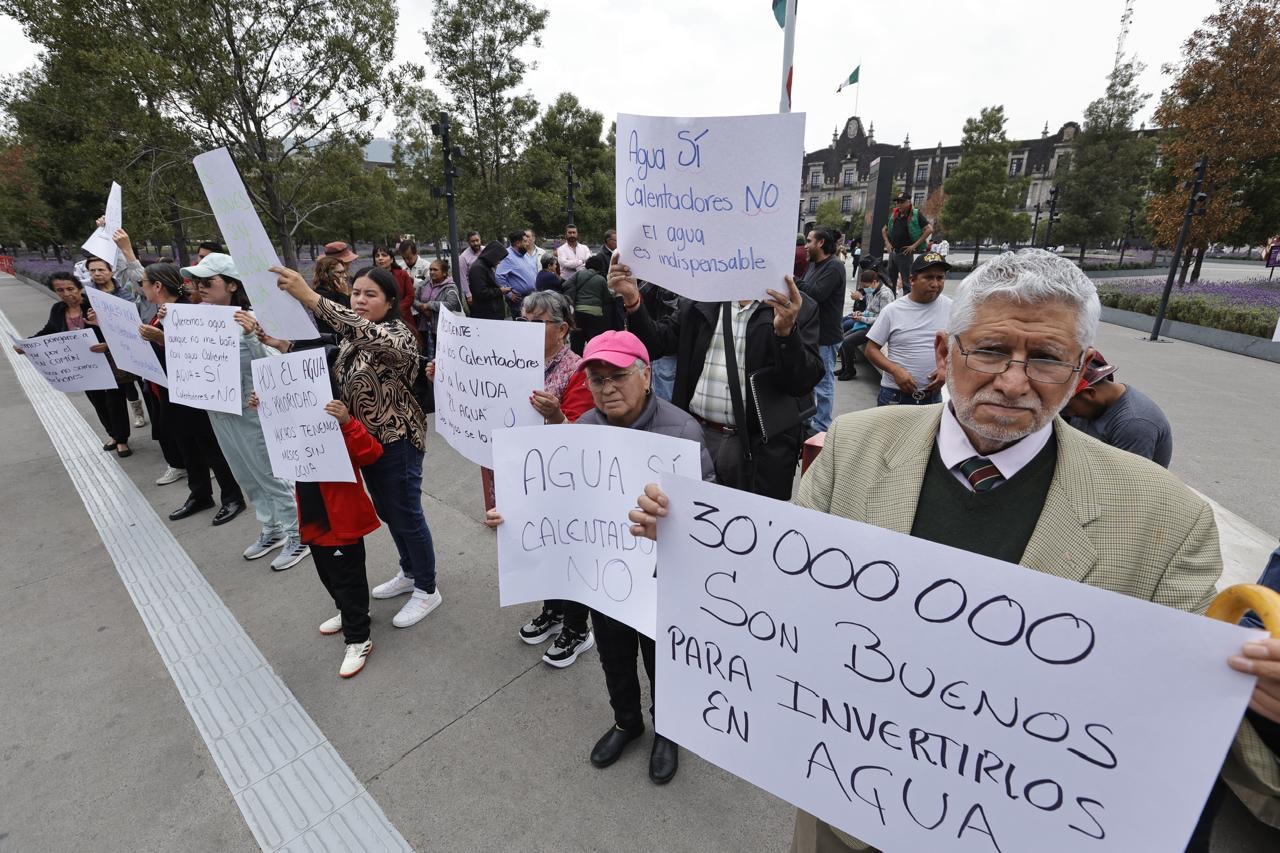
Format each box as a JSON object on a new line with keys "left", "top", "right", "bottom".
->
{"left": 910, "top": 252, "right": 951, "bottom": 275}
{"left": 893, "top": 192, "right": 910, "bottom": 202}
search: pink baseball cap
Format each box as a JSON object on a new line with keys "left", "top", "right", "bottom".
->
{"left": 581, "top": 330, "right": 650, "bottom": 368}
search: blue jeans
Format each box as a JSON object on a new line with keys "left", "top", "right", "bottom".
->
{"left": 809, "top": 344, "right": 839, "bottom": 432}
{"left": 1242, "top": 547, "right": 1280, "bottom": 630}
{"left": 651, "top": 355, "right": 677, "bottom": 402}
{"left": 877, "top": 386, "right": 941, "bottom": 406}
{"left": 361, "top": 438, "right": 437, "bottom": 593}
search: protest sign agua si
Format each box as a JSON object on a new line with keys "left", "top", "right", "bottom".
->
{"left": 493, "top": 424, "right": 701, "bottom": 638}
{"left": 251, "top": 349, "right": 354, "bottom": 483}
{"left": 192, "top": 148, "right": 317, "bottom": 341}
{"left": 163, "top": 303, "right": 242, "bottom": 415}
{"left": 654, "top": 475, "right": 1262, "bottom": 853}
{"left": 11, "top": 330, "right": 117, "bottom": 393}
{"left": 615, "top": 112, "right": 805, "bottom": 302}
{"left": 81, "top": 182, "right": 122, "bottom": 263}
{"left": 432, "top": 305, "right": 544, "bottom": 468}
{"left": 83, "top": 286, "right": 167, "bottom": 386}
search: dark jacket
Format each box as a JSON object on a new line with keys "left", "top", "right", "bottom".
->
{"left": 34, "top": 298, "right": 95, "bottom": 338}
{"left": 468, "top": 241, "right": 508, "bottom": 320}
{"left": 799, "top": 254, "right": 847, "bottom": 345}
{"left": 626, "top": 295, "right": 824, "bottom": 499}
{"left": 577, "top": 392, "right": 716, "bottom": 483}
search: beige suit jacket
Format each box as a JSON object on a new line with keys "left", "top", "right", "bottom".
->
{"left": 792, "top": 405, "right": 1280, "bottom": 850}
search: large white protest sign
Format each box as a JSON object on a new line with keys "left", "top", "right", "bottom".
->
{"left": 193, "top": 148, "right": 317, "bottom": 341}
{"left": 493, "top": 424, "right": 700, "bottom": 637}
{"left": 251, "top": 349, "right": 354, "bottom": 483}
{"left": 81, "top": 182, "right": 122, "bottom": 262}
{"left": 164, "top": 303, "right": 242, "bottom": 415}
{"left": 83, "top": 286, "right": 167, "bottom": 386}
{"left": 432, "top": 305, "right": 543, "bottom": 468}
{"left": 11, "top": 330, "right": 117, "bottom": 393}
{"left": 656, "top": 475, "right": 1262, "bottom": 853}
{"left": 615, "top": 112, "right": 805, "bottom": 302}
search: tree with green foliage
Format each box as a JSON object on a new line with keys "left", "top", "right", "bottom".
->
{"left": 1052, "top": 62, "right": 1156, "bottom": 262}
{"left": 941, "top": 106, "right": 1028, "bottom": 267}
{"left": 423, "top": 0, "right": 549, "bottom": 235}
{"left": 813, "top": 199, "right": 845, "bottom": 231}
{"left": 515, "top": 94, "right": 615, "bottom": 242}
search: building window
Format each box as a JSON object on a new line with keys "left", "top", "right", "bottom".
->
{"left": 912, "top": 191, "right": 925, "bottom": 207}
{"left": 808, "top": 197, "right": 818, "bottom": 214}
{"left": 841, "top": 195, "right": 852, "bottom": 213}
{"left": 1009, "top": 157, "right": 1024, "bottom": 176}
{"left": 842, "top": 169, "right": 855, "bottom": 188}
{"left": 809, "top": 171, "right": 822, "bottom": 189}
{"left": 944, "top": 157, "right": 960, "bottom": 177}
{"left": 915, "top": 161, "right": 929, "bottom": 183}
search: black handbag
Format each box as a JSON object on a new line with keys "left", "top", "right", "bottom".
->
{"left": 748, "top": 366, "right": 816, "bottom": 444}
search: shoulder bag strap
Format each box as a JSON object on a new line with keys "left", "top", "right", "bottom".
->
{"left": 719, "top": 302, "right": 753, "bottom": 463}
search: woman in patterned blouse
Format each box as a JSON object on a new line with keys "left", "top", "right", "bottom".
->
{"left": 267, "top": 265, "right": 443, "bottom": 630}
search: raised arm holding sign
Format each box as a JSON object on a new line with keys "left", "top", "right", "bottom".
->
{"left": 10, "top": 330, "right": 117, "bottom": 393}
{"left": 615, "top": 112, "right": 805, "bottom": 302}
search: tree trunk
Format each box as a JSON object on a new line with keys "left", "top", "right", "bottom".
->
{"left": 1190, "top": 246, "right": 1206, "bottom": 282}
{"left": 1176, "top": 245, "right": 1194, "bottom": 286}
{"left": 972, "top": 241, "right": 980, "bottom": 268}
{"left": 167, "top": 196, "right": 190, "bottom": 267}
{"left": 260, "top": 172, "right": 298, "bottom": 269}
{"left": 1078, "top": 244, "right": 1087, "bottom": 265}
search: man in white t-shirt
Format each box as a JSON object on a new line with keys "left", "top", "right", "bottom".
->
{"left": 865, "top": 252, "right": 953, "bottom": 405}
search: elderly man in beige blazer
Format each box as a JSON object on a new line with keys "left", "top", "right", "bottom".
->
{"left": 630, "top": 248, "right": 1280, "bottom": 850}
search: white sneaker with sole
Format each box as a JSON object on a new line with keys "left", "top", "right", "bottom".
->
{"left": 319, "top": 613, "right": 343, "bottom": 635}
{"left": 392, "top": 590, "right": 442, "bottom": 628}
{"left": 340, "top": 640, "right": 373, "bottom": 678}
{"left": 155, "top": 466, "right": 187, "bottom": 486}
{"left": 130, "top": 399, "right": 147, "bottom": 428}
{"left": 243, "top": 531, "right": 287, "bottom": 561}
{"left": 371, "top": 571, "right": 415, "bottom": 599}
{"left": 270, "top": 538, "right": 310, "bottom": 572}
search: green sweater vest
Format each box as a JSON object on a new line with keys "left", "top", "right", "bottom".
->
{"left": 909, "top": 439, "right": 1058, "bottom": 564}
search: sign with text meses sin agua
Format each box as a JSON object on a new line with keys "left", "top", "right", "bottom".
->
{"left": 616, "top": 112, "right": 805, "bottom": 302}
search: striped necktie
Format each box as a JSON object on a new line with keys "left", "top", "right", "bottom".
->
{"left": 958, "top": 455, "right": 1005, "bottom": 493}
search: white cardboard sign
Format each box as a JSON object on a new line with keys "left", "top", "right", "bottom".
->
{"left": 11, "top": 330, "right": 117, "bottom": 392}
{"left": 164, "top": 303, "right": 242, "bottom": 415}
{"left": 655, "top": 475, "right": 1261, "bottom": 853}
{"left": 193, "top": 148, "right": 317, "bottom": 341}
{"left": 615, "top": 112, "right": 805, "bottom": 302}
{"left": 251, "top": 349, "right": 354, "bottom": 483}
{"left": 432, "top": 305, "right": 544, "bottom": 468}
{"left": 83, "top": 286, "right": 167, "bottom": 386}
{"left": 493, "top": 424, "right": 701, "bottom": 637}
{"left": 81, "top": 182, "right": 122, "bottom": 262}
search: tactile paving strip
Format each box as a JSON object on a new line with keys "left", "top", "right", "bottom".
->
{"left": 1, "top": 306, "right": 412, "bottom": 852}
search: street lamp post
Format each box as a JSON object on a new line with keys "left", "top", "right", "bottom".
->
{"left": 430, "top": 113, "right": 463, "bottom": 313}
{"left": 1042, "top": 186, "right": 1060, "bottom": 249}
{"left": 565, "top": 161, "right": 580, "bottom": 227}
{"left": 1030, "top": 202, "right": 1043, "bottom": 248}
{"left": 1150, "top": 155, "right": 1209, "bottom": 341}
{"left": 1117, "top": 207, "right": 1136, "bottom": 266}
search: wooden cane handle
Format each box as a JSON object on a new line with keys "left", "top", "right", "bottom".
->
{"left": 1206, "top": 584, "right": 1280, "bottom": 638}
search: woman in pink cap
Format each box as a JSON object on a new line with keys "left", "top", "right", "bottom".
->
{"left": 486, "top": 328, "right": 714, "bottom": 786}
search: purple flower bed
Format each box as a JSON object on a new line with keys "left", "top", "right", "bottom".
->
{"left": 13, "top": 253, "right": 317, "bottom": 286}
{"left": 1095, "top": 278, "right": 1280, "bottom": 338}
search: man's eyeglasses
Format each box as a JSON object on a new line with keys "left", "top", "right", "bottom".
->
{"left": 953, "top": 336, "right": 1083, "bottom": 384}
{"left": 586, "top": 368, "right": 641, "bottom": 390}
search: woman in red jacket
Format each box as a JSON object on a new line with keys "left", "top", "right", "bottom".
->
{"left": 372, "top": 245, "right": 421, "bottom": 347}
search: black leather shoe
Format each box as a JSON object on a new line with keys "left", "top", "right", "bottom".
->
{"left": 169, "top": 497, "right": 214, "bottom": 521}
{"left": 649, "top": 734, "right": 678, "bottom": 784}
{"left": 836, "top": 368, "right": 857, "bottom": 381}
{"left": 590, "top": 725, "right": 643, "bottom": 768}
{"left": 212, "top": 500, "right": 246, "bottom": 526}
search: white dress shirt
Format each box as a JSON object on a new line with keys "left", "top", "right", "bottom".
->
{"left": 937, "top": 404, "right": 1053, "bottom": 491}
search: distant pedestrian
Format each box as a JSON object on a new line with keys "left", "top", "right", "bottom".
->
{"left": 865, "top": 252, "right": 951, "bottom": 405}
{"left": 1065, "top": 352, "right": 1173, "bottom": 467}
{"left": 881, "top": 192, "right": 932, "bottom": 294}
{"left": 467, "top": 240, "right": 509, "bottom": 321}
{"left": 373, "top": 245, "right": 419, "bottom": 342}
{"left": 793, "top": 235, "right": 809, "bottom": 279}
{"left": 414, "top": 258, "right": 463, "bottom": 359}
{"left": 497, "top": 228, "right": 538, "bottom": 316}
{"left": 536, "top": 255, "right": 564, "bottom": 292}
{"left": 555, "top": 224, "right": 591, "bottom": 281}
{"left": 836, "top": 268, "right": 894, "bottom": 381}
{"left": 397, "top": 240, "right": 432, "bottom": 286}
{"left": 797, "top": 227, "right": 846, "bottom": 432}
{"left": 457, "top": 231, "right": 483, "bottom": 306}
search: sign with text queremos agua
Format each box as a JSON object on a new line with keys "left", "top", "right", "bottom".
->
{"left": 655, "top": 475, "right": 1261, "bottom": 853}
{"left": 615, "top": 112, "right": 805, "bottom": 302}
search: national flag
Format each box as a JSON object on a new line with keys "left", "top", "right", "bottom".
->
{"left": 836, "top": 66, "right": 860, "bottom": 93}
{"left": 772, "top": 0, "right": 792, "bottom": 27}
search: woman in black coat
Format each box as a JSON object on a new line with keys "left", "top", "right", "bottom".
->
{"left": 467, "top": 240, "right": 509, "bottom": 320}
{"left": 16, "top": 271, "right": 133, "bottom": 456}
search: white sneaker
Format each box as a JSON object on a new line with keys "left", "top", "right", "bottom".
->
{"left": 155, "top": 466, "right": 187, "bottom": 486}
{"left": 371, "top": 571, "right": 415, "bottom": 599}
{"left": 340, "top": 640, "right": 373, "bottom": 678}
{"left": 392, "top": 590, "right": 442, "bottom": 628}
{"left": 130, "top": 399, "right": 147, "bottom": 428}
{"left": 270, "top": 538, "right": 310, "bottom": 572}
{"left": 319, "top": 613, "right": 343, "bottom": 635}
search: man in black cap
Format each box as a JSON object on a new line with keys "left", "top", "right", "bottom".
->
{"left": 864, "top": 252, "right": 951, "bottom": 405}
{"left": 880, "top": 192, "right": 932, "bottom": 294}
{"left": 1064, "top": 352, "right": 1174, "bottom": 467}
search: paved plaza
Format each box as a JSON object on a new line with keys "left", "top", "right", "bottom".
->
{"left": 0, "top": 270, "right": 1276, "bottom": 852}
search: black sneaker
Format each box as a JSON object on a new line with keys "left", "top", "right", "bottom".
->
{"left": 543, "top": 628, "right": 594, "bottom": 668}
{"left": 519, "top": 609, "right": 563, "bottom": 645}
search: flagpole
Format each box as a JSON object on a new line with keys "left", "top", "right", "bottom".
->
{"left": 779, "top": 0, "right": 797, "bottom": 113}
{"left": 853, "top": 55, "right": 861, "bottom": 119}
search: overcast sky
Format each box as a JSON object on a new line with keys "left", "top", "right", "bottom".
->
{"left": 2, "top": 0, "right": 1220, "bottom": 152}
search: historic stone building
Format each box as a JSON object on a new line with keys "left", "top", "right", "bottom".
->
{"left": 799, "top": 116, "right": 1158, "bottom": 235}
